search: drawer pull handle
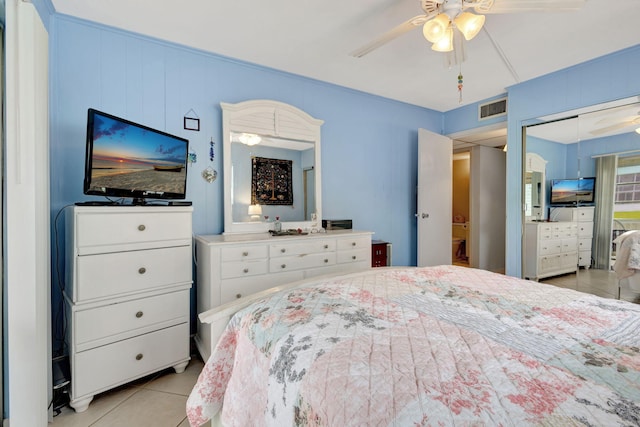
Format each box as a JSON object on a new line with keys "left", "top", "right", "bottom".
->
{"left": 352, "top": 255, "right": 357, "bottom": 260}
{"left": 138, "top": 267, "right": 146, "bottom": 275}
{"left": 352, "top": 242, "right": 356, "bottom": 246}
{"left": 243, "top": 268, "right": 249, "bottom": 273}
{"left": 138, "top": 224, "right": 146, "bottom": 231}
{"left": 242, "top": 251, "right": 249, "bottom": 257}
{"left": 236, "top": 293, "right": 242, "bottom": 299}
{"left": 135, "top": 353, "right": 143, "bottom": 361}
{"left": 324, "top": 244, "right": 329, "bottom": 249}
{"left": 324, "top": 259, "right": 329, "bottom": 263}
{"left": 281, "top": 248, "right": 286, "bottom": 253}
{"left": 281, "top": 264, "right": 286, "bottom": 269}
{"left": 135, "top": 311, "right": 143, "bottom": 318}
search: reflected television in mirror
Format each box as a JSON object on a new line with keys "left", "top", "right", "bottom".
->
{"left": 550, "top": 177, "right": 596, "bottom": 205}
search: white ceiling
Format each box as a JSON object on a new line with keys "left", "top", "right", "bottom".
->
{"left": 50, "top": 0, "right": 640, "bottom": 149}
{"left": 50, "top": 0, "right": 640, "bottom": 112}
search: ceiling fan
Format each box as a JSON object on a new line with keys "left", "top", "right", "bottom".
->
{"left": 349, "top": 0, "right": 587, "bottom": 59}
{"left": 589, "top": 112, "right": 640, "bottom": 136}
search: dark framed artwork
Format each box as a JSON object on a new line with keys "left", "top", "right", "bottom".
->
{"left": 252, "top": 157, "right": 293, "bottom": 205}
{"left": 183, "top": 117, "right": 200, "bottom": 131}
{"left": 183, "top": 108, "right": 200, "bottom": 131}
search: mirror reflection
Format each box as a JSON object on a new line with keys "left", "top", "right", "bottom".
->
{"left": 523, "top": 98, "right": 640, "bottom": 303}
{"left": 230, "top": 132, "right": 316, "bottom": 223}
{"left": 524, "top": 152, "right": 546, "bottom": 221}
{"left": 221, "top": 99, "right": 323, "bottom": 235}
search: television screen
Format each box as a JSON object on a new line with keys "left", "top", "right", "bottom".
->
{"left": 550, "top": 177, "right": 596, "bottom": 205}
{"left": 84, "top": 109, "right": 189, "bottom": 203}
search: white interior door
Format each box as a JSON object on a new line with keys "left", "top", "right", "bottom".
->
{"left": 417, "top": 128, "right": 452, "bottom": 266}
{"left": 6, "top": 1, "right": 51, "bottom": 424}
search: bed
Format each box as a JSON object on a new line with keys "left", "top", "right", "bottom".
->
{"left": 186, "top": 265, "right": 640, "bottom": 426}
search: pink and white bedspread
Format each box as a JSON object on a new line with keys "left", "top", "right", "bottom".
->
{"left": 186, "top": 266, "right": 640, "bottom": 426}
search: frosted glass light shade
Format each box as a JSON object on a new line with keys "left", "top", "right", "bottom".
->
{"left": 239, "top": 133, "right": 262, "bottom": 146}
{"left": 454, "top": 12, "right": 485, "bottom": 41}
{"left": 422, "top": 13, "right": 450, "bottom": 43}
{"left": 431, "top": 27, "right": 454, "bottom": 52}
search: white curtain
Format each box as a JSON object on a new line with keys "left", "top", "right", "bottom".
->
{"left": 592, "top": 155, "right": 617, "bottom": 269}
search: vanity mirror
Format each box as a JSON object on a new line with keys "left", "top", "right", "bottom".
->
{"left": 221, "top": 100, "right": 324, "bottom": 234}
{"left": 524, "top": 152, "right": 546, "bottom": 221}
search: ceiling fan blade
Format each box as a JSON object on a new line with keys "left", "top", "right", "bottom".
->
{"left": 349, "top": 14, "right": 431, "bottom": 58}
{"left": 476, "top": 0, "right": 586, "bottom": 14}
{"left": 589, "top": 118, "right": 640, "bottom": 136}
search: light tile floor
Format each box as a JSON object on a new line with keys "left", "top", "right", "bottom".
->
{"left": 51, "top": 355, "right": 207, "bottom": 427}
{"left": 541, "top": 267, "right": 640, "bottom": 303}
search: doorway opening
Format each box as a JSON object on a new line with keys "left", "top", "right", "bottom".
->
{"left": 449, "top": 122, "right": 507, "bottom": 272}
{"left": 452, "top": 151, "right": 470, "bottom": 266}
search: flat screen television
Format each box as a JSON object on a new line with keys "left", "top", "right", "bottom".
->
{"left": 84, "top": 108, "right": 189, "bottom": 204}
{"left": 550, "top": 177, "right": 596, "bottom": 205}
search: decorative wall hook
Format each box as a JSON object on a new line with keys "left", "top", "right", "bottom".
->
{"left": 202, "top": 167, "right": 217, "bottom": 183}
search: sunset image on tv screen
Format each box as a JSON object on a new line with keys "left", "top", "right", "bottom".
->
{"left": 552, "top": 178, "right": 594, "bottom": 203}
{"left": 88, "top": 113, "right": 187, "bottom": 194}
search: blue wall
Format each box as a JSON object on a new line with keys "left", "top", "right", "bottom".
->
{"left": 48, "top": 16, "right": 442, "bottom": 345}
{"left": 50, "top": 16, "right": 442, "bottom": 263}
{"left": 443, "top": 93, "right": 507, "bottom": 135}
{"left": 440, "top": 44, "right": 640, "bottom": 277}
{"left": 47, "top": 14, "right": 640, "bottom": 350}
{"left": 504, "top": 45, "right": 640, "bottom": 277}
{"left": 526, "top": 132, "right": 640, "bottom": 211}
{"left": 573, "top": 133, "right": 640, "bottom": 178}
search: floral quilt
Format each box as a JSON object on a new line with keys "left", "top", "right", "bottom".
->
{"left": 186, "top": 266, "right": 640, "bottom": 426}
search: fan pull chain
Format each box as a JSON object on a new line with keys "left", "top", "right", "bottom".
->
{"left": 457, "top": 72, "right": 463, "bottom": 104}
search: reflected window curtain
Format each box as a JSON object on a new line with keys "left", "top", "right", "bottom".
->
{"left": 592, "top": 155, "right": 618, "bottom": 269}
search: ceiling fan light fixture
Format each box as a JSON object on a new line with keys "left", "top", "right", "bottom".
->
{"left": 636, "top": 127, "right": 640, "bottom": 134}
{"left": 454, "top": 12, "right": 485, "bottom": 41}
{"left": 422, "top": 13, "right": 450, "bottom": 43}
{"left": 431, "top": 26, "right": 454, "bottom": 52}
{"left": 238, "top": 133, "right": 262, "bottom": 146}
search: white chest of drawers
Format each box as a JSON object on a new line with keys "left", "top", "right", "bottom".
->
{"left": 194, "top": 230, "right": 373, "bottom": 360}
{"left": 64, "top": 206, "right": 193, "bottom": 412}
{"left": 550, "top": 206, "right": 595, "bottom": 268}
{"left": 524, "top": 221, "right": 578, "bottom": 280}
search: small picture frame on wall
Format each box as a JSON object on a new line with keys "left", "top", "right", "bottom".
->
{"left": 184, "top": 117, "right": 200, "bottom": 131}
{"left": 183, "top": 108, "right": 200, "bottom": 131}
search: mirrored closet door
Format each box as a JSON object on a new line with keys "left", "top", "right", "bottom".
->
{"left": 523, "top": 97, "right": 640, "bottom": 303}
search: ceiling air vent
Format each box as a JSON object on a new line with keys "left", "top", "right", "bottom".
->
{"left": 478, "top": 98, "right": 507, "bottom": 120}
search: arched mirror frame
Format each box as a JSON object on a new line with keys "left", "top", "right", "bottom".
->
{"left": 524, "top": 152, "right": 547, "bottom": 222}
{"left": 222, "top": 100, "right": 324, "bottom": 234}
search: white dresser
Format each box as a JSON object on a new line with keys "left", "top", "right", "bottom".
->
{"left": 550, "top": 206, "right": 595, "bottom": 268}
{"left": 64, "top": 205, "right": 193, "bottom": 412}
{"left": 195, "top": 230, "right": 373, "bottom": 360}
{"left": 523, "top": 221, "right": 578, "bottom": 280}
